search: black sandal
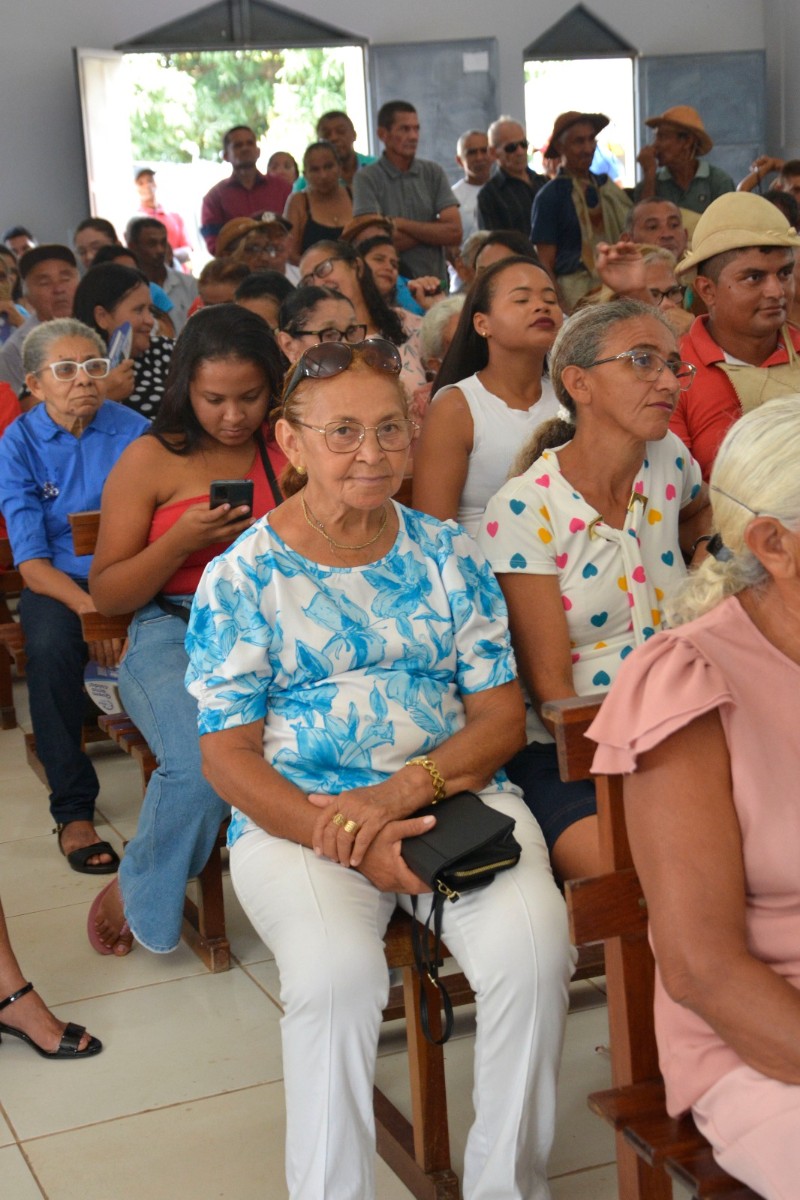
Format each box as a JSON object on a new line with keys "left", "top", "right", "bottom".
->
{"left": 55, "top": 824, "right": 120, "bottom": 875}
{"left": 0, "top": 982, "right": 103, "bottom": 1059}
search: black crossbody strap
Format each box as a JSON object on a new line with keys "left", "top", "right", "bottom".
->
{"left": 255, "top": 428, "right": 283, "bottom": 507}
{"left": 410, "top": 894, "right": 454, "bottom": 1045}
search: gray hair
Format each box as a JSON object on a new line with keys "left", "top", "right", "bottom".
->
{"left": 456, "top": 129, "right": 486, "bottom": 159}
{"left": 666, "top": 396, "right": 800, "bottom": 625}
{"left": 487, "top": 115, "right": 523, "bottom": 147}
{"left": 419, "top": 296, "right": 465, "bottom": 366}
{"left": 22, "top": 318, "right": 106, "bottom": 375}
{"left": 461, "top": 230, "right": 490, "bottom": 271}
{"left": 513, "top": 299, "right": 673, "bottom": 473}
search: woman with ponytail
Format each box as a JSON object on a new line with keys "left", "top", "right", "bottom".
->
{"left": 588, "top": 396, "right": 800, "bottom": 1200}
{"left": 478, "top": 298, "right": 709, "bottom": 881}
{"left": 412, "top": 256, "right": 561, "bottom": 534}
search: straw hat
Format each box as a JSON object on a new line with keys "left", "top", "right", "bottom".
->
{"left": 676, "top": 192, "right": 800, "bottom": 276}
{"left": 544, "top": 111, "right": 609, "bottom": 160}
{"left": 216, "top": 214, "right": 291, "bottom": 256}
{"left": 340, "top": 214, "right": 394, "bottom": 244}
{"left": 645, "top": 106, "right": 713, "bottom": 156}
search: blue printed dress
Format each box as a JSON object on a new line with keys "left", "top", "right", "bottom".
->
{"left": 185, "top": 503, "right": 522, "bottom": 846}
{"left": 477, "top": 431, "right": 702, "bottom": 741}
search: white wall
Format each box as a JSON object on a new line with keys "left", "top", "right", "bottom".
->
{"left": 0, "top": 0, "right": 772, "bottom": 244}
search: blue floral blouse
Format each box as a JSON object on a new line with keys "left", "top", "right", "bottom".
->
{"left": 185, "top": 503, "right": 521, "bottom": 846}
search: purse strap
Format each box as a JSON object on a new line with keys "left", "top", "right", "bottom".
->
{"left": 256, "top": 427, "right": 283, "bottom": 508}
{"left": 409, "top": 894, "right": 454, "bottom": 1045}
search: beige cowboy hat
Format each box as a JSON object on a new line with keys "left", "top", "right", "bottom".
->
{"left": 676, "top": 192, "right": 800, "bottom": 276}
{"left": 645, "top": 105, "right": 713, "bottom": 156}
{"left": 544, "top": 111, "right": 609, "bottom": 160}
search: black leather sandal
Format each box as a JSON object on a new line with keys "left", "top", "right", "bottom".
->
{"left": 55, "top": 824, "right": 120, "bottom": 875}
{"left": 0, "top": 982, "right": 103, "bottom": 1059}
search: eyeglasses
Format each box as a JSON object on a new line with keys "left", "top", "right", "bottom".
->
{"left": 587, "top": 349, "right": 696, "bottom": 391}
{"left": 283, "top": 337, "right": 402, "bottom": 406}
{"left": 501, "top": 139, "right": 528, "bottom": 154}
{"left": 287, "top": 323, "right": 368, "bottom": 345}
{"left": 293, "top": 417, "right": 418, "bottom": 453}
{"left": 649, "top": 285, "right": 686, "bottom": 305}
{"left": 38, "top": 358, "right": 110, "bottom": 382}
{"left": 300, "top": 257, "right": 340, "bottom": 288}
{"left": 241, "top": 240, "right": 282, "bottom": 258}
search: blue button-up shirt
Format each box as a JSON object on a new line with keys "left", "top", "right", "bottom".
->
{"left": 0, "top": 400, "right": 148, "bottom": 578}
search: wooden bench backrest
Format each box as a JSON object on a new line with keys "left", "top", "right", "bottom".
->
{"left": 67, "top": 510, "right": 132, "bottom": 640}
{"left": 541, "top": 696, "right": 660, "bottom": 1089}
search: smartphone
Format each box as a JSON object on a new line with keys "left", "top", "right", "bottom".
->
{"left": 107, "top": 321, "right": 133, "bottom": 368}
{"left": 209, "top": 479, "right": 254, "bottom": 512}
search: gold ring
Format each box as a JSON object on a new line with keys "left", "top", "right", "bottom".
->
{"left": 332, "top": 812, "right": 346, "bottom": 828}
{"left": 343, "top": 819, "right": 361, "bottom": 836}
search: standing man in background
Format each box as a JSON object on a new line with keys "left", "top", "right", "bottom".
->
{"left": 477, "top": 116, "right": 547, "bottom": 235}
{"left": 293, "top": 111, "right": 375, "bottom": 192}
{"left": 352, "top": 100, "right": 461, "bottom": 282}
{"left": 200, "top": 126, "right": 292, "bottom": 254}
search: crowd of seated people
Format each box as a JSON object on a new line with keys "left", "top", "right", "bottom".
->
{"left": 3, "top": 95, "right": 800, "bottom": 1200}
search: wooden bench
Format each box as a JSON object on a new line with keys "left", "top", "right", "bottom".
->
{"left": 0, "top": 536, "right": 26, "bottom": 729}
{"left": 542, "top": 695, "right": 761, "bottom": 1200}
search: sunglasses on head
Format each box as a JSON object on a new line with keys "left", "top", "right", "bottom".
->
{"left": 283, "top": 337, "right": 402, "bottom": 405}
{"left": 502, "top": 138, "right": 529, "bottom": 155}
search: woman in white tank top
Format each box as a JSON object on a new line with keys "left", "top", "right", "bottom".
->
{"left": 412, "top": 257, "right": 562, "bottom": 535}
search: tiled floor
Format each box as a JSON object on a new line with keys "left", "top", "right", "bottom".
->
{"left": 0, "top": 678, "right": 621, "bottom": 1199}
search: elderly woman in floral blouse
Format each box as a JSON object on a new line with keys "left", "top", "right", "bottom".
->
{"left": 185, "top": 336, "right": 573, "bottom": 1200}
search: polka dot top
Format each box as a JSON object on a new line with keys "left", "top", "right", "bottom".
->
{"left": 125, "top": 336, "right": 174, "bottom": 421}
{"left": 477, "top": 430, "right": 702, "bottom": 741}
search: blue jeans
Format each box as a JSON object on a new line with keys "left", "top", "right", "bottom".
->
{"left": 117, "top": 600, "right": 229, "bottom": 953}
{"left": 18, "top": 585, "right": 98, "bottom": 825}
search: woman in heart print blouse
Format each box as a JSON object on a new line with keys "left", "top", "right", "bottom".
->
{"left": 478, "top": 300, "right": 710, "bottom": 883}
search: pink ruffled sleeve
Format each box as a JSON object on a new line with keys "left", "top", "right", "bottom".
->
{"left": 587, "top": 631, "right": 733, "bottom": 774}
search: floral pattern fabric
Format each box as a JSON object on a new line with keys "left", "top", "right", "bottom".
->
{"left": 185, "top": 503, "right": 520, "bottom": 846}
{"left": 477, "top": 431, "right": 702, "bottom": 740}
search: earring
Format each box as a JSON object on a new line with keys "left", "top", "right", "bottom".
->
{"left": 296, "top": 465, "right": 306, "bottom": 476}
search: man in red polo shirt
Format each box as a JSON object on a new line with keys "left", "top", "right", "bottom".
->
{"left": 671, "top": 192, "right": 800, "bottom": 479}
{"left": 200, "top": 125, "right": 292, "bottom": 254}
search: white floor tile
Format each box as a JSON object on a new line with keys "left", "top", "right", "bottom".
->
{"left": 0, "top": 1110, "right": 15, "bottom": 1148}
{"left": 2, "top": 970, "right": 284, "bottom": 1140}
{"left": 0, "top": 1145, "right": 44, "bottom": 1199}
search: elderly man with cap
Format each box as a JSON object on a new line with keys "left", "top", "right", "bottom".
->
{"left": 670, "top": 192, "right": 800, "bottom": 480}
{"left": 215, "top": 214, "right": 299, "bottom": 285}
{"left": 636, "top": 106, "right": 735, "bottom": 224}
{"left": 0, "top": 245, "right": 79, "bottom": 394}
{"left": 531, "top": 110, "right": 632, "bottom": 311}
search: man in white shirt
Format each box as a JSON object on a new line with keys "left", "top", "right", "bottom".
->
{"left": 448, "top": 130, "right": 493, "bottom": 292}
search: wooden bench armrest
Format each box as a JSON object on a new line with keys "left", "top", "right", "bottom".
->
{"left": 541, "top": 693, "right": 606, "bottom": 782}
{"left": 68, "top": 509, "right": 102, "bottom": 558}
{"left": 80, "top": 611, "right": 132, "bottom": 641}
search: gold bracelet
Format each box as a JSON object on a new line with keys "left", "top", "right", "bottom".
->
{"left": 406, "top": 756, "right": 446, "bottom": 804}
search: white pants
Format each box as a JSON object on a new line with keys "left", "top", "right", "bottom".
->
{"left": 231, "top": 792, "right": 574, "bottom": 1200}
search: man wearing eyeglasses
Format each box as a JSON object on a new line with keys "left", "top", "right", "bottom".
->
{"left": 670, "top": 192, "right": 800, "bottom": 480}
{"left": 477, "top": 117, "right": 547, "bottom": 236}
{"left": 0, "top": 245, "right": 79, "bottom": 395}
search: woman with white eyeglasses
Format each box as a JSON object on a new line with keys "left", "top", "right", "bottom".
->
{"left": 0, "top": 319, "right": 148, "bottom": 872}
{"left": 478, "top": 299, "right": 710, "bottom": 882}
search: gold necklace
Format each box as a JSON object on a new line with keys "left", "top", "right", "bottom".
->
{"left": 301, "top": 493, "right": 388, "bottom": 551}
